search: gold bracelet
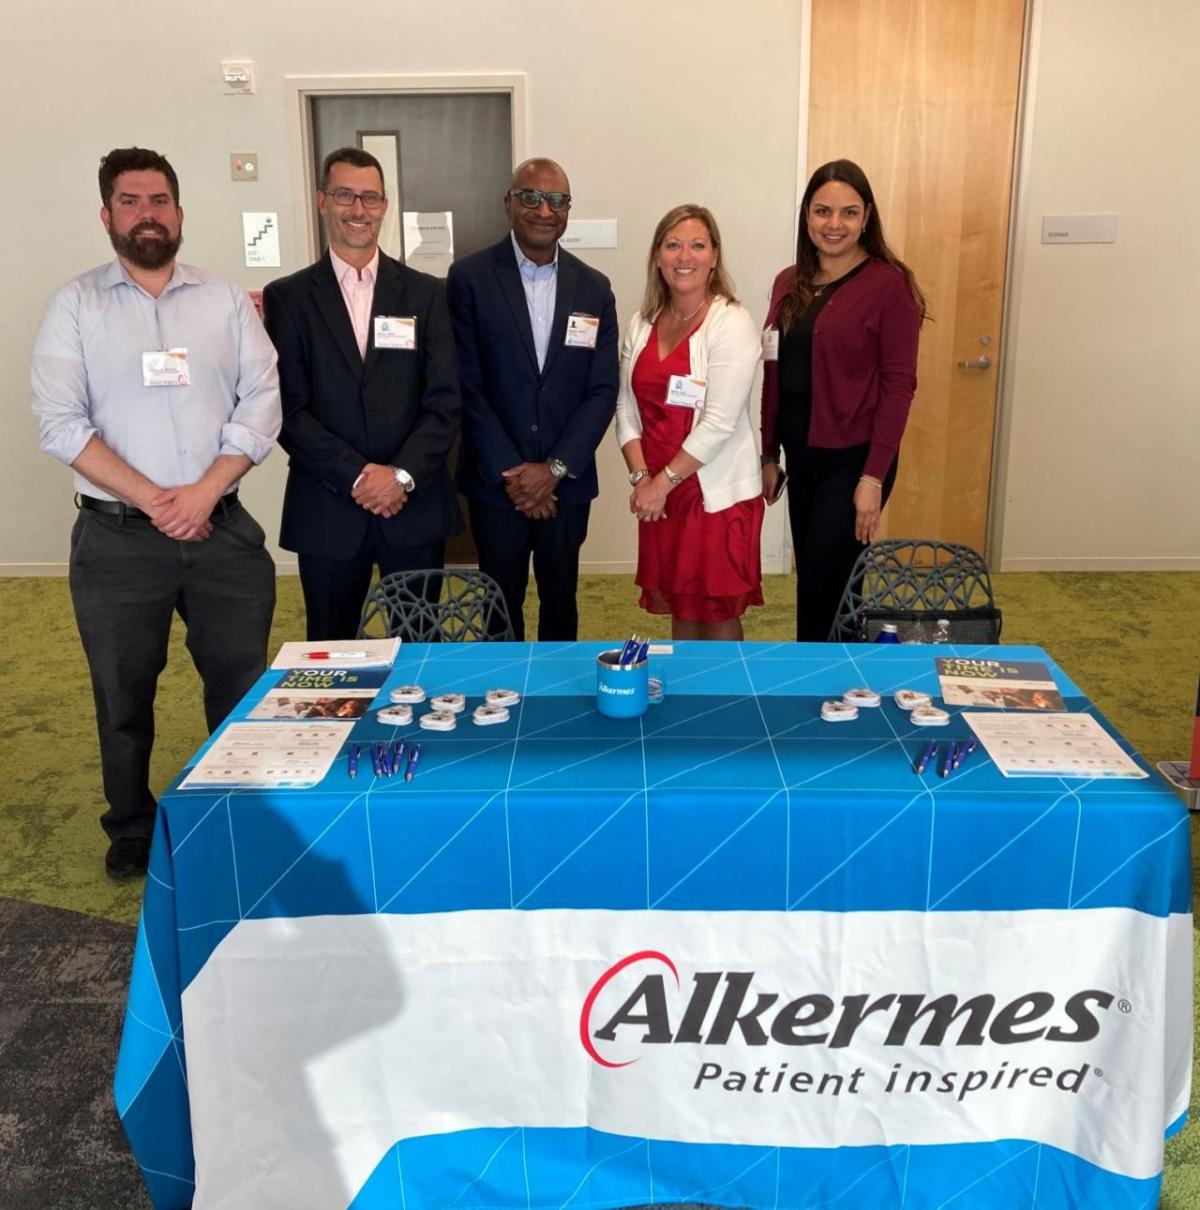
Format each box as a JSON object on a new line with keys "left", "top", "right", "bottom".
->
{"left": 859, "top": 475, "right": 882, "bottom": 488}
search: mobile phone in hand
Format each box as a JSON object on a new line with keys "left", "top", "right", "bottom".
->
{"left": 768, "top": 467, "right": 789, "bottom": 504}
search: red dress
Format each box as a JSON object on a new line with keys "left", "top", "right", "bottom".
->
{"left": 631, "top": 322, "right": 765, "bottom": 623}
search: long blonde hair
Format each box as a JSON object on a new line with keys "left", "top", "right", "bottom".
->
{"left": 640, "top": 204, "right": 738, "bottom": 320}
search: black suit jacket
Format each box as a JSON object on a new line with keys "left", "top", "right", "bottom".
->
{"left": 263, "top": 251, "right": 462, "bottom": 558}
{"left": 445, "top": 238, "right": 618, "bottom": 508}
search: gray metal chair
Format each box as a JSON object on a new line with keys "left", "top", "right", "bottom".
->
{"left": 828, "top": 538, "right": 1002, "bottom": 643}
{"left": 357, "top": 569, "right": 515, "bottom": 642}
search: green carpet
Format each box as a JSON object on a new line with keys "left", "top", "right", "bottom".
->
{"left": 1, "top": 572, "right": 1197, "bottom": 1204}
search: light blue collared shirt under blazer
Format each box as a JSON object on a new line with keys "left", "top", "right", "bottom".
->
{"left": 31, "top": 260, "right": 281, "bottom": 500}
{"left": 511, "top": 232, "right": 558, "bottom": 372}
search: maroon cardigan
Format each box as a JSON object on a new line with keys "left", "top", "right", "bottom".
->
{"left": 760, "top": 258, "right": 920, "bottom": 481}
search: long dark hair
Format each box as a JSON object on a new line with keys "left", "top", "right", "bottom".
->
{"left": 779, "top": 159, "right": 927, "bottom": 331}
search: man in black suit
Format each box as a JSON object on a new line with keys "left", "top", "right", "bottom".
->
{"left": 264, "top": 147, "right": 461, "bottom": 639}
{"left": 446, "top": 158, "right": 618, "bottom": 641}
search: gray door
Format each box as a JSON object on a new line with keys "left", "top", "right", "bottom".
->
{"left": 309, "top": 92, "right": 513, "bottom": 270}
{"left": 310, "top": 91, "right": 514, "bottom": 566}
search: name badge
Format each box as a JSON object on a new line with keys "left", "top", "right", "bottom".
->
{"left": 666, "top": 374, "right": 706, "bottom": 410}
{"left": 762, "top": 329, "right": 779, "bottom": 362}
{"left": 142, "top": 348, "right": 190, "bottom": 387}
{"left": 374, "top": 316, "right": 416, "bottom": 350}
{"left": 565, "top": 313, "right": 599, "bottom": 348}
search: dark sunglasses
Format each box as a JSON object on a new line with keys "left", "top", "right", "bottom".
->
{"left": 508, "top": 188, "right": 571, "bottom": 213}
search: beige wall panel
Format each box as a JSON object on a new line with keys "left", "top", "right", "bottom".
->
{"left": 995, "top": 0, "right": 1200, "bottom": 568}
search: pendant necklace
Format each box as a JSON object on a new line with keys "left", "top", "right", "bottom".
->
{"left": 670, "top": 294, "right": 710, "bottom": 324}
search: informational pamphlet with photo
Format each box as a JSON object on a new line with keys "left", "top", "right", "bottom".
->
{"left": 179, "top": 722, "right": 353, "bottom": 790}
{"left": 936, "top": 657, "right": 1066, "bottom": 711}
{"left": 964, "top": 712, "right": 1147, "bottom": 779}
{"left": 247, "top": 690, "right": 375, "bottom": 721}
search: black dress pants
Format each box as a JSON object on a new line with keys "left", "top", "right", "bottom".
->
{"left": 68, "top": 502, "right": 276, "bottom": 841}
{"left": 783, "top": 443, "right": 897, "bottom": 642}
{"left": 297, "top": 516, "right": 446, "bottom": 641}
{"left": 468, "top": 499, "right": 590, "bottom": 642}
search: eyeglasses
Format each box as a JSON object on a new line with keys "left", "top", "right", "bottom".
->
{"left": 323, "top": 188, "right": 386, "bottom": 210}
{"left": 508, "top": 188, "right": 572, "bottom": 213}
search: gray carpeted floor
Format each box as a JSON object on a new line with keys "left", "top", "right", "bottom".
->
{"left": 0, "top": 898, "right": 149, "bottom": 1208}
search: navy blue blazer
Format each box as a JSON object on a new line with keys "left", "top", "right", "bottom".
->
{"left": 263, "top": 252, "right": 462, "bottom": 558}
{"left": 445, "top": 238, "right": 618, "bottom": 508}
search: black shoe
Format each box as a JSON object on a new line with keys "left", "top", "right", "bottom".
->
{"left": 105, "top": 836, "right": 150, "bottom": 880}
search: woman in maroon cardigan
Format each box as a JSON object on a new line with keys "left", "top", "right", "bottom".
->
{"left": 761, "top": 160, "right": 926, "bottom": 641}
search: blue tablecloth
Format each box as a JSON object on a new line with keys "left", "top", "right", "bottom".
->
{"left": 115, "top": 642, "right": 1192, "bottom": 1210}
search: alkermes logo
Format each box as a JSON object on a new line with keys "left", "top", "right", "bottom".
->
{"left": 579, "top": 952, "right": 1113, "bottom": 1100}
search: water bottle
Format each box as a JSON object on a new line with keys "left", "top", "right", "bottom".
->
{"left": 875, "top": 623, "right": 900, "bottom": 644}
{"left": 932, "top": 619, "right": 951, "bottom": 643}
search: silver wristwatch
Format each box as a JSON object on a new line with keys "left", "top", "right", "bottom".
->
{"left": 628, "top": 468, "right": 650, "bottom": 485}
{"left": 392, "top": 467, "right": 415, "bottom": 491}
{"left": 548, "top": 457, "right": 569, "bottom": 481}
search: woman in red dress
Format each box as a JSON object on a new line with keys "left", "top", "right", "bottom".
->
{"left": 616, "top": 205, "right": 764, "bottom": 640}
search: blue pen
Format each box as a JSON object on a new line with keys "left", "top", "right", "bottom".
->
{"left": 914, "top": 740, "right": 937, "bottom": 775}
{"left": 391, "top": 739, "right": 405, "bottom": 773}
{"left": 950, "top": 740, "right": 963, "bottom": 770}
{"left": 957, "top": 737, "right": 977, "bottom": 768}
{"left": 405, "top": 743, "right": 421, "bottom": 782}
{"left": 618, "top": 635, "right": 639, "bottom": 667}
{"left": 938, "top": 744, "right": 952, "bottom": 779}
{"left": 348, "top": 743, "right": 359, "bottom": 780}
{"left": 371, "top": 743, "right": 384, "bottom": 778}
{"left": 634, "top": 638, "right": 650, "bottom": 665}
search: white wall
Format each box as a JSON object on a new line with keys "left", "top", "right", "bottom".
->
{"left": 994, "top": 0, "right": 1200, "bottom": 569}
{"left": 2, "top": 0, "right": 801, "bottom": 574}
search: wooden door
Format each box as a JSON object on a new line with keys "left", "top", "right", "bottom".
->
{"left": 808, "top": 0, "right": 1025, "bottom": 550}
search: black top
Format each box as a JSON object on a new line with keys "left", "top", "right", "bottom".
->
{"left": 776, "top": 257, "right": 871, "bottom": 454}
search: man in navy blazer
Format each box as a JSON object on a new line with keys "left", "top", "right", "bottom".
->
{"left": 446, "top": 158, "right": 618, "bottom": 641}
{"left": 264, "top": 147, "right": 461, "bottom": 639}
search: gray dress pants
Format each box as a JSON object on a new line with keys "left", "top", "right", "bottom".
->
{"left": 68, "top": 500, "right": 275, "bottom": 840}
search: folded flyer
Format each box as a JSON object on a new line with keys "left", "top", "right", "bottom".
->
{"left": 936, "top": 657, "right": 1065, "bottom": 711}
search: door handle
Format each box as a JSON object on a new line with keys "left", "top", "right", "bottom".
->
{"left": 957, "top": 355, "right": 992, "bottom": 370}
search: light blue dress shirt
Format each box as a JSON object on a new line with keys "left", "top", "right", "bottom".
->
{"left": 31, "top": 260, "right": 281, "bottom": 500}
{"left": 511, "top": 232, "right": 558, "bottom": 372}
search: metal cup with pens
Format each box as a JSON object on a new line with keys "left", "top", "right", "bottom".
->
{"left": 596, "top": 636, "right": 664, "bottom": 719}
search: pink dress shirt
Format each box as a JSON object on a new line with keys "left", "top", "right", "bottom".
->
{"left": 329, "top": 247, "right": 379, "bottom": 360}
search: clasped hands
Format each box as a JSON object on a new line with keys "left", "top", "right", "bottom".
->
{"left": 145, "top": 481, "right": 221, "bottom": 541}
{"left": 352, "top": 463, "right": 408, "bottom": 518}
{"left": 630, "top": 472, "right": 669, "bottom": 523}
{"left": 502, "top": 461, "right": 558, "bottom": 520}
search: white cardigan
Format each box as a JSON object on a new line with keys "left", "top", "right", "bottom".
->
{"left": 615, "top": 296, "right": 762, "bottom": 513}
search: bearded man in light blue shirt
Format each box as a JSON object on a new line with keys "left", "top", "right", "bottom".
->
{"left": 31, "top": 147, "right": 282, "bottom": 880}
